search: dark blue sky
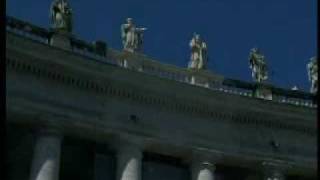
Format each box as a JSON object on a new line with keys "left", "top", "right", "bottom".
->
{"left": 6, "top": 0, "right": 317, "bottom": 91}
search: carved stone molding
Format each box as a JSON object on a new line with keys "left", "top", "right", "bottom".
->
{"left": 6, "top": 55, "right": 316, "bottom": 136}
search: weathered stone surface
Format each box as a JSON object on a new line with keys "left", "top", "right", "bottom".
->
{"left": 6, "top": 30, "right": 317, "bottom": 179}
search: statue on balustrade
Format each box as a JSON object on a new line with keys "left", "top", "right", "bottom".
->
{"left": 307, "top": 56, "right": 317, "bottom": 93}
{"left": 188, "top": 33, "right": 208, "bottom": 70}
{"left": 50, "top": 0, "right": 73, "bottom": 33}
{"left": 121, "top": 18, "right": 147, "bottom": 53}
{"left": 249, "top": 48, "right": 268, "bottom": 83}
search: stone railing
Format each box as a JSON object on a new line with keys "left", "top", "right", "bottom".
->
{"left": 6, "top": 16, "right": 112, "bottom": 65}
{"left": 271, "top": 87, "right": 316, "bottom": 108}
{"left": 222, "top": 79, "right": 317, "bottom": 108}
{"left": 108, "top": 49, "right": 317, "bottom": 108}
{"left": 70, "top": 38, "right": 111, "bottom": 64}
{"left": 107, "top": 49, "right": 224, "bottom": 83}
{"left": 6, "top": 16, "right": 50, "bottom": 44}
{"left": 6, "top": 16, "right": 317, "bottom": 108}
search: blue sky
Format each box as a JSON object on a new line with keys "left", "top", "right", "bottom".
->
{"left": 6, "top": 0, "right": 317, "bottom": 91}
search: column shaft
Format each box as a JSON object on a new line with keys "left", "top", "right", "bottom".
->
{"left": 116, "top": 145, "right": 142, "bottom": 180}
{"left": 192, "top": 161, "right": 215, "bottom": 180}
{"left": 29, "top": 132, "right": 62, "bottom": 180}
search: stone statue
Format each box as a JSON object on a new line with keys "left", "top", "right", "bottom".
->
{"left": 307, "top": 56, "right": 317, "bottom": 93}
{"left": 121, "top": 18, "right": 147, "bottom": 52}
{"left": 188, "top": 33, "right": 208, "bottom": 70}
{"left": 50, "top": 0, "right": 73, "bottom": 33}
{"left": 249, "top": 48, "right": 268, "bottom": 83}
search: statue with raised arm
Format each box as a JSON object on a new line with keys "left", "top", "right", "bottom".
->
{"left": 50, "top": 0, "right": 73, "bottom": 33}
{"left": 249, "top": 48, "right": 268, "bottom": 83}
{"left": 121, "top": 18, "right": 147, "bottom": 53}
{"left": 307, "top": 56, "right": 317, "bottom": 93}
{"left": 188, "top": 33, "right": 208, "bottom": 70}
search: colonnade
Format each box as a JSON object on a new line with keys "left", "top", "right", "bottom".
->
{"left": 29, "top": 129, "right": 288, "bottom": 180}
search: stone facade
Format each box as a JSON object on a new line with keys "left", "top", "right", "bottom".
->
{"left": 6, "top": 17, "right": 317, "bottom": 180}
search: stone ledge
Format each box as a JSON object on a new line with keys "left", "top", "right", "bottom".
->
{"left": 6, "top": 56, "right": 316, "bottom": 136}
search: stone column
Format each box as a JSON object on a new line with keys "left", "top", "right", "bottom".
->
{"left": 191, "top": 159, "right": 216, "bottom": 180}
{"left": 262, "top": 161, "right": 287, "bottom": 180}
{"left": 116, "top": 143, "right": 142, "bottom": 180}
{"left": 29, "top": 130, "right": 62, "bottom": 180}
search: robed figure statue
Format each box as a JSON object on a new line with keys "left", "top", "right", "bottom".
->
{"left": 307, "top": 57, "right": 318, "bottom": 93}
{"left": 249, "top": 48, "right": 268, "bottom": 83}
{"left": 121, "top": 18, "right": 147, "bottom": 53}
{"left": 50, "top": 0, "right": 73, "bottom": 33}
{"left": 188, "top": 33, "right": 208, "bottom": 70}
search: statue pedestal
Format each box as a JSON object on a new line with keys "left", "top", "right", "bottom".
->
{"left": 120, "top": 59, "right": 129, "bottom": 68}
{"left": 49, "top": 30, "right": 72, "bottom": 51}
{"left": 119, "top": 51, "right": 144, "bottom": 72}
{"left": 254, "top": 84, "right": 272, "bottom": 100}
{"left": 189, "top": 71, "right": 210, "bottom": 88}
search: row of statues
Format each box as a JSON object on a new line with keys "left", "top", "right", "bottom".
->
{"left": 119, "top": 18, "right": 210, "bottom": 70}
{"left": 49, "top": 0, "right": 317, "bottom": 93}
{"left": 249, "top": 48, "right": 318, "bottom": 93}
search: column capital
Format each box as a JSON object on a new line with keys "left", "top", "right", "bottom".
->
{"left": 33, "top": 127, "right": 63, "bottom": 139}
{"left": 33, "top": 128, "right": 63, "bottom": 140}
{"left": 192, "top": 161, "right": 216, "bottom": 172}
{"left": 117, "top": 144, "right": 142, "bottom": 159}
{"left": 111, "top": 136, "right": 143, "bottom": 160}
{"left": 191, "top": 150, "right": 222, "bottom": 163}
{"left": 261, "top": 160, "right": 290, "bottom": 180}
{"left": 191, "top": 153, "right": 217, "bottom": 180}
{"left": 190, "top": 153, "right": 220, "bottom": 172}
{"left": 262, "top": 160, "right": 290, "bottom": 172}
